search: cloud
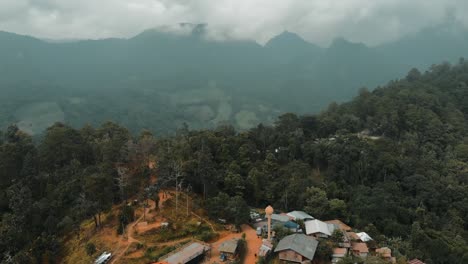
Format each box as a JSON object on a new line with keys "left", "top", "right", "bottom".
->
{"left": 1, "top": 0, "right": 467, "bottom": 46}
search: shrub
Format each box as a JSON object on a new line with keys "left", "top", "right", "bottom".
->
{"left": 196, "top": 230, "right": 218, "bottom": 242}
{"left": 85, "top": 242, "right": 96, "bottom": 256}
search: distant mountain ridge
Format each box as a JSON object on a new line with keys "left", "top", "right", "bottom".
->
{"left": 1, "top": 24, "right": 468, "bottom": 134}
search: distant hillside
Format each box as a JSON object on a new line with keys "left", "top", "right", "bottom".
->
{"left": 1, "top": 23, "right": 468, "bottom": 134}
{"left": 1, "top": 60, "right": 468, "bottom": 263}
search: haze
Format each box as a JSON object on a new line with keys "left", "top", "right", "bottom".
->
{"left": 2, "top": 0, "right": 468, "bottom": 46}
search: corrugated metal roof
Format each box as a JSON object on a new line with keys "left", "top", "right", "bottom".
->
{"left": 163, "top": 242, "right": 210, "bottom": 264}
{"left": 305, "top": 219, "right": 334, "bottom": 236}
{"left": 274, "top": 234, "right": 318, "bottom": 260}
{"left": 218, "top": 239, "right": 239, "bottom": 254}
{"left": 271, "top": 213, "right": 290, "bottom": 223}
{"left": 356, "top": 232, "right": 372, "bottom": 242}
{"left": 325, "top": 220, "right": 352, "bottom": 231}
{"left": 287, "top": 211, "right": 314, "bottom": 221}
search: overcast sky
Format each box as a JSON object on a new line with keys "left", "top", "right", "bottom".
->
{"left": 1, "top": 0, "right": 468, "bottom": 46}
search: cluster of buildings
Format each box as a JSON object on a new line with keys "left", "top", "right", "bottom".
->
{"left": 256, "top": 206, "right": 412, "bottom": 264}
{"left": 149, "top": 206, "right": 427, "bottom": 264}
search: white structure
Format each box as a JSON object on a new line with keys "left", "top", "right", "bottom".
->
{"left": 287, "top": 211, "right": 314, "bottom": 221}
{"left": 95, "top": 252, "right": 112, "bottom": 264}
{"left": 356, "top": 232, "right": 372, "bottom": 242}
{"left": 305, "top": 219, "right": 335, "bottom": 238}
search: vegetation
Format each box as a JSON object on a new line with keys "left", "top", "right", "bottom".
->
{"left": 315, "top": 239, "right": 333, "bottom": 261}
{"left": 233, "top": 236, "right": 247, "bottom": 264}
{"left": 85, "top": 242, "right": 96, "bottom": 256}
{"left": 144, "top": 245, "right": 176, "bottom": 262}
{"left": 117, "top": 205, "right": 135, "bottom": 234}
{"left": 0, "top": 61, "right": 468, "bottom": 263}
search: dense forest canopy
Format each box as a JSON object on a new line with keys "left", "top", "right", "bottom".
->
{"left": 1, "top": 23, "right": 468, "bottom": 135}
{"left": 0, "top": 61, "right": 467, "bottom": 263}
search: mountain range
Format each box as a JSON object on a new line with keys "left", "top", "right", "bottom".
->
{"left": 1, "top": 23, "right": 468, "bottom": 135}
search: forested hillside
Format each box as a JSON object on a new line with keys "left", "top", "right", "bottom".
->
{"left": 1, "top": 23, "right": 468, "bottom": 135}
{"left": 0, "top": 61, "right": 467, "bottom": 263}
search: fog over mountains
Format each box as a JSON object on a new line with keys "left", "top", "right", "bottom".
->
{"left": 1, "top": 23, "right": 468, "bottom": 135}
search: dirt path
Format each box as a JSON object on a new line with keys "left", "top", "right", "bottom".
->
{"left": 191, "top": 211, "right": 216, "bottom": 232}
{"left": 242, "top": 225, "right": 262, "bottom": 264}
{"left": 109, "top": 204, "right": 150, "bottom": 264}
{"left": 110, "top": 192, "right": 171, "bottom": 264}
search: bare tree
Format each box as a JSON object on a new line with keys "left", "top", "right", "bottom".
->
{"left": 116, "top": 166, "right": 129, "bottom": 204}
{"left": 186, "top": 184, "right": 192, "bottom": 216}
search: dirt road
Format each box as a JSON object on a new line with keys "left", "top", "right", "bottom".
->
{"left": 204, "top": 225, "right": 261, "bottom": 264}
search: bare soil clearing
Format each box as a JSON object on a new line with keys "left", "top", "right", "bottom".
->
{"left": 204, "top": 225, "right": 261, "bottom": 264}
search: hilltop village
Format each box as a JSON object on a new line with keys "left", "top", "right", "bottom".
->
{"left": 87, "top": 190, "right": 426, "bottom": 264}
{"left": 146, "top": 204, "right": 427, "bottom": 264}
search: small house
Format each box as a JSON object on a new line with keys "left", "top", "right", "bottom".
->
{"left": 351, "top": 242, "right": 369, "bottom": 258}
{"left": 258, "top": 239, "right": 273, "bottom": 257}
{"left": 331, "top": 248, "right": 347, "bottom": 264}
{"left": 274, "top": 234, "right": 319, "bottom": 264}
{"left": 305, "top": 219, "right": 335, "bottom": 238}
{"left": 376, "top": 247, "right": 395, "bottom": 263}
{"left": 219, "top": 239, "right": 239, "bottom": 260}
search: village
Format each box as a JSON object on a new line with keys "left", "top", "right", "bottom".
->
{"left": 83, "top": 187, "right": 427, "bottom": 264}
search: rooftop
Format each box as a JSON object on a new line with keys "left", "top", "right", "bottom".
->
{"left": 271, "top": 213, "right": 291, "bottom": 223}
{"left": 287, "top": 211, "right": 314, "bottom": 221}
{"left": 351, "top": 242, "right": 369, "bottom": 253}
{"left": 356, "top": 232, "right": 372, "bottom": 242}
{"left": 163, "top": 242, "right": 210, "bottom": 264}
{"left": 332, "top": 248, "right": 347, "bottom": 256}
{"left": 325, "top": 220, "right": 352, "bottom": 231}
{"left": 305, "top": 219, "right": 334, "bottom": 236}
{"left": 284, "top": 220, "right": 300, "bottom": 229}
{"left": 218, "top": 239, "right": 239, "bottom": 254}
{"left": 346, "top": 231, "right": 360, "bottom": 240}
{"left": 275, "top": 234, "right": 319, "bottom": 260}
{"left": 258, "top": 240, "right": 273, "bottom": 257}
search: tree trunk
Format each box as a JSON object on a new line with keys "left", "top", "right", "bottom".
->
{"left": 93, "top": 215, "right": 98, "bottom": 228}
{"left": 143, "top": 200, "right": 147, "bottom": 221}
